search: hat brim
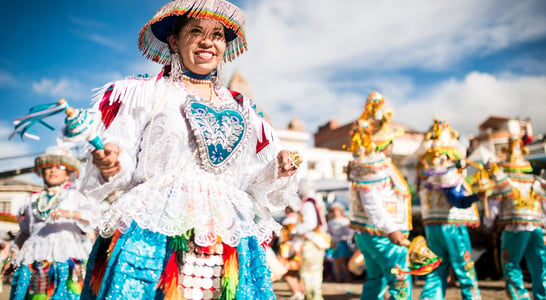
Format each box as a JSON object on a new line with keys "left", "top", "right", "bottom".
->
{"left": 150, "top": 15, "right": 238, "bottom": 44}
{"left": 34, "top": 154, "right": 80, "bottom": 178}
{"left": 500, "top": 161, "right": 533, "bottom": 173}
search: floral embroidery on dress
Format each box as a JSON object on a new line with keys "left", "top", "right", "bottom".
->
{"left": 185, "top": 95, "right": 249, "bottom": 174}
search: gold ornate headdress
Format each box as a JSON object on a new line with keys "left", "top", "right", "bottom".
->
{"left": 420, "top": 118, "right": 462, "bottom": 165}
{"left": 346, "top": 91, "right": 403, "bottom": 158}
{"left": 500, "top": 136, "right": 532, "bottom": 173}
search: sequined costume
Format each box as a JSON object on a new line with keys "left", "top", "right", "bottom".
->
{"left": 485, "top": 137, "right": 546, "bottom": 300}
{"left": 78, "top": 72, "right": 297, "bottom": 299}
{"left": 347, "top": 92, "right": 412, "bottom": 300}
{"left": 10, "top": 183, "right": 97, "bottom": 300}
{"left": 418, "top": 119, "right": 481, "bottom": 300}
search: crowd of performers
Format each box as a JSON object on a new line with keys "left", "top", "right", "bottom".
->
{"left": 3, "top": 0, "right": 545, "bottom": 299}
{"left": 341, "top": 91, "right": 546, "bottom": 300}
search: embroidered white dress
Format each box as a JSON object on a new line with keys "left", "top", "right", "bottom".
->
{"left": 80, "top": 76, "right": 297, "bottom": 246}
{"left": 15, "top": 186, "right": 96, "bottom": 266}
{"left": 77, "top": 76, "right": 298, "bottom": 299}
{"left": 10, "top": 184, "right": 98, "bottom": 300}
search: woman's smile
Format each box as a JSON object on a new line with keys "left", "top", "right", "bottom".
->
{"left": 195, "top": 50, "right": 215, "bottom": 60}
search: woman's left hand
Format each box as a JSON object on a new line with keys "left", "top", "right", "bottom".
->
{"left": 277, "top": 150, "right": 301, "bottom": 178}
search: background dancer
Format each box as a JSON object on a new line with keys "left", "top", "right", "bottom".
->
{"left": 485, "top": 135, "right": 546, "bottom": 300}
{"left": 10, "top": 146, "right": 97, "bottom": 300}
{"left": 418, "top": 119, "right": 485, "bottom": 300}
{"left": 291, "top": 180, "right": 330, "bottom": 300}
{"left": 346, "top": 91, "right": 413, "bottom": 300}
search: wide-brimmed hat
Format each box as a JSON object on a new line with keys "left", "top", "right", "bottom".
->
{"left": 34, "top": 146, "right": 80, "bottom": 178}
{"left": 138, "top": 0, "right": 247, "bottom": 65}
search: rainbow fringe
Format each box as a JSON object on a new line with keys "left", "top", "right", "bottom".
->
{"left": 90, "top": 231, "right": 120, "bottom": 295}
{"left": 157, "top": 250, "right": 182, "bottom": 300}
{"left": 220, "top": 244, "right": 238, "bottom": 300}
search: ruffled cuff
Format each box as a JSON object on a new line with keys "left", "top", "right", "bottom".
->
{"left": 79, "top": 141, "right": 135, "bottom": 203}
{"left": 247, "top": 159, "right": 299, "bottom": 214}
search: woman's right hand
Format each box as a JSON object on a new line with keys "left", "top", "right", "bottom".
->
{"left": 387, "top": 230, "right": 407, "bottom": 246}
{"left": 92, "top": 143, "right": 121, "bottom": 181}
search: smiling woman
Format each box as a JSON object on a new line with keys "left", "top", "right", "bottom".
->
{"left": 74, "top": 0, "right": 302, "bottom": 299}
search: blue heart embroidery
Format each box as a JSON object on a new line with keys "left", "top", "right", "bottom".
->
{"left": 186, "top": 100, "right": 247, "bottom": 173}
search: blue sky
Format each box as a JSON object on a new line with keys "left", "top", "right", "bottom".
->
{"left": 1, "top": 0, "right": 546, "bottom": 175}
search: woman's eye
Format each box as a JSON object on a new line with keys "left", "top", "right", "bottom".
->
{"left": 212, "top": 31, "right": 224, "bottom": 39}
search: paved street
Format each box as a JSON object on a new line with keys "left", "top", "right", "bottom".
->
{"left": 0, "top": 279, "right": 532, "bottom": 299}
{"left": 274, "top": 278, "right": 533, "bottom": 300}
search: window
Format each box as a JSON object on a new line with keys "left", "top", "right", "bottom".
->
{"left": 0, "top": 199, "right": 11, "bottom": 213}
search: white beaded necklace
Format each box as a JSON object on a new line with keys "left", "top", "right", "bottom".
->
{"left": 182, "top": 76, "right": 214, "bottom": 102}
{"left": 33, "top": 183, "right": 65, "bottom": 221}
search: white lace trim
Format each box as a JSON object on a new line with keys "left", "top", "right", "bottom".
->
{"left": 15, "top": 229, "right": 92, "bottom": 266}
{"left": 98, "top": 172, "right": 282, "bottom": 247}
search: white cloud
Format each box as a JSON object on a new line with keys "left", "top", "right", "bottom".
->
{"left": 237, "top": 1, "right": 545, "bottom": 75}
{"left": 223, "top": 0, "right": 546, "bottom": 137}
{"left": 394, "top": 72, "right": 546, "bottom": 141}
{"left": 68, "top": 16, "right": 108, "bottom": 30}
{"left": 86, "top": 33, "right": 127, "bottom": 52}
{"left": 31, "top": 78, "right": 87, "bottom": 100}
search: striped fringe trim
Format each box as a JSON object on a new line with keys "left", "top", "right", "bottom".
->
{"left": 423, "top": 219, "right": 481, "bottom": 228}
{"left": 349, "top": 222, "right": 410, "bottom": 238}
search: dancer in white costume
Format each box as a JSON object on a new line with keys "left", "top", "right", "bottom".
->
{"left": 77, "top": 1, "right": 301, "bottom": 299}
{"left": 485, "top": 136, "right": 546, "bottom": 300}
{"left": 418, "top": 119, "right": 485, "bottom": 300}
{"left": 10, "top": 147, "right": 97, "bottom": 300}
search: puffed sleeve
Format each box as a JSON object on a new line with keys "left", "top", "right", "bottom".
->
{"left": 79, "top": 78, "right": 156, "bottom": 202}
{"left": 358, "top": 189, "right": 399, "bottom": 235}
{"left": 236, "top": 94, "right": 299, "bottom": 213}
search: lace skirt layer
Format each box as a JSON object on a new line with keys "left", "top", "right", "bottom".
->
{"left": 98, "top": 176, "right": 280, "bottom": 247}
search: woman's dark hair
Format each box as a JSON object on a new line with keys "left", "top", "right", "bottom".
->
{"left": 170, "top": 15, "right": 190, "bottom": 40}
{"left": 168, "top": 15, "right": 233, "bottom": 46}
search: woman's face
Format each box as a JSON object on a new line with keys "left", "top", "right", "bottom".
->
{"left": 169, "top": 18, "right": 226, "bottom": 75}
{"left": 43, "top": 165, "right": 70, "bottom": 187}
